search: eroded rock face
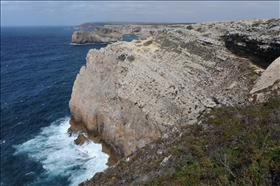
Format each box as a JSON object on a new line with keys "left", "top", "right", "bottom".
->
{"left": 249, "top": 57, "right": 280, "bottom": 102}
{"left": 72, "top": 30, "right": 92, "bottom": 44}
{"left": 69, "top": 18, "right": 280, "bottom": 158}
{"left": 71, "top": 24, "right": 174, "bottom": 44}
{"left": 69, "top": 48, "right": 161, "bottom": 157}
{"left": 250, "top": 57, "right": 280, "bottom": 94}
{"left": 224, "top": 18, "right": 280, "bottom": 68}
{"left": 72, "top": 26, "right": 123, "bottom": 44}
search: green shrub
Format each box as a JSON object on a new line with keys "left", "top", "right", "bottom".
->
{"left": 83, "top": 98, "right": 280, "bottom": 186}
{"left": 118, "top": 54, "right": 126, "bottom": 61}
{"left": 169, "top": 98, "right": 280, "bottom": 185}
{"left": 143, "top": 40, "right": 153, "bottom": 46}
{"left": 186, "top": 25, "right": 193, "bottom": 30}
{"left": 127, "top": 55, "right": 135, "bottom": 62}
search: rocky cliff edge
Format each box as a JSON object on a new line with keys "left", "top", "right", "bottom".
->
{"left": 69, "top": 18, "right": 280, "bottom": 159}
{"left": 71, "top": 24, "right": 172, "bottom": 44}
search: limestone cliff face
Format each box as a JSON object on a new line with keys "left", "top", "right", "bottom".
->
{"left": 71, "top": 24, "right": 172, "bottom": 44}
{"left": 69, "top": 19, "right": 280, "bottom": 158}
{"left": 72, "top": 26, "right": 123, "bottom": 44}
{"left": 224, "top": 18, "right": 280, "bottom": 68}
{"left": 249, "top": 57, "right": 280, "bottom": 102}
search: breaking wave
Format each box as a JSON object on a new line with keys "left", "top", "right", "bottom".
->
{"left": 14, "top": 117, "right": 108, "bottom": 186}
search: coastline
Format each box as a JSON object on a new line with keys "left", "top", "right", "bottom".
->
{"left": 68, "top": 18, "right": 280, "bottom": 185}
{"left": 69, "top": 116, "right": 121, "bottom": 165}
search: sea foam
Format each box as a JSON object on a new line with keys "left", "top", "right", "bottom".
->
{"left": 14, "top": 117, "right": 108, "bottom": 186}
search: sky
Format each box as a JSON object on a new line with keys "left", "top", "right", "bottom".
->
{"left": 1, "top": 1, "right": 279, "bottom": 26}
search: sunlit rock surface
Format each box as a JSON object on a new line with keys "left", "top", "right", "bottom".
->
{"left": 69, "top": 18, "right": 280, "bottom": 159}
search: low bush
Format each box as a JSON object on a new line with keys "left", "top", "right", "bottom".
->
{"left": 143, "top": 40, "right": 153, "bottom": 46}
{"left": 186, "top": 25, "right": 194, "bottom": 30}
{"left": 81, "top": 98, "right": 280, "bottom": 186}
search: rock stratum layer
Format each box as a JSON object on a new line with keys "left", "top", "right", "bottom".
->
{"left": 69, "top": 19, "right": 280, "bottom": 159}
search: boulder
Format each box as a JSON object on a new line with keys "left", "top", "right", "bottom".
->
{"left": 250, "top": 57, "right": 280, "bottom": 94}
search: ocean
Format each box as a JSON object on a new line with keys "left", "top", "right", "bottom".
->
{"left": 0, "top": 26, "right": 138, "bottom": 186}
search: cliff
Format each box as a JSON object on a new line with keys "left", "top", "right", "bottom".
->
{"left": 69, "top": 18, "right": 280, "bottom": 160}
{"left": 71, "top": 26, "right": 123, "bottom": 44}
{"left": 71, "top": 24, "right": 171, "bottom": 44}
{"left": 80, "top": 98, "right": 280, "bottom": 185}
{"left": 73, "top": 22, "right": 106, "bottom": 31}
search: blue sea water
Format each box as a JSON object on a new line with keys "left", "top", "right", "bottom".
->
{"left": 0, "top": 26, "right": 137, "bottom": 186}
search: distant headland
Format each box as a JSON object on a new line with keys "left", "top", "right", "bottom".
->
{"left": 71, "top": 22, "right": 195, "bottom": 31}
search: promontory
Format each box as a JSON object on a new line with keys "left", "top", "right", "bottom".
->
{"left": 69, "top": 18, "right": 280, "bottom": 185}
{"left": 71, "top": 24, "right": 171, "bottom": 44}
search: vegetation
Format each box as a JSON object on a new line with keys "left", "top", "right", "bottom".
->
{"left": 118, "top": 54, "right": 126, "bottom": 61}
{"left": 164, "top": 98, "right": 280, "bottom": 185}
{"left": 186, "top": 25, "right": 194, "bottom": 30}
{"left": 118, "top": 54, "right": 135, "bottom": 62}
{"left": 81, "top": 98, "right": 280, "bottom": 186}
{"left": 143, "top": 40, "right": 153, "bottom": 46}
{"left": 127, "top": 55, "right": 135, "bottom": 62}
